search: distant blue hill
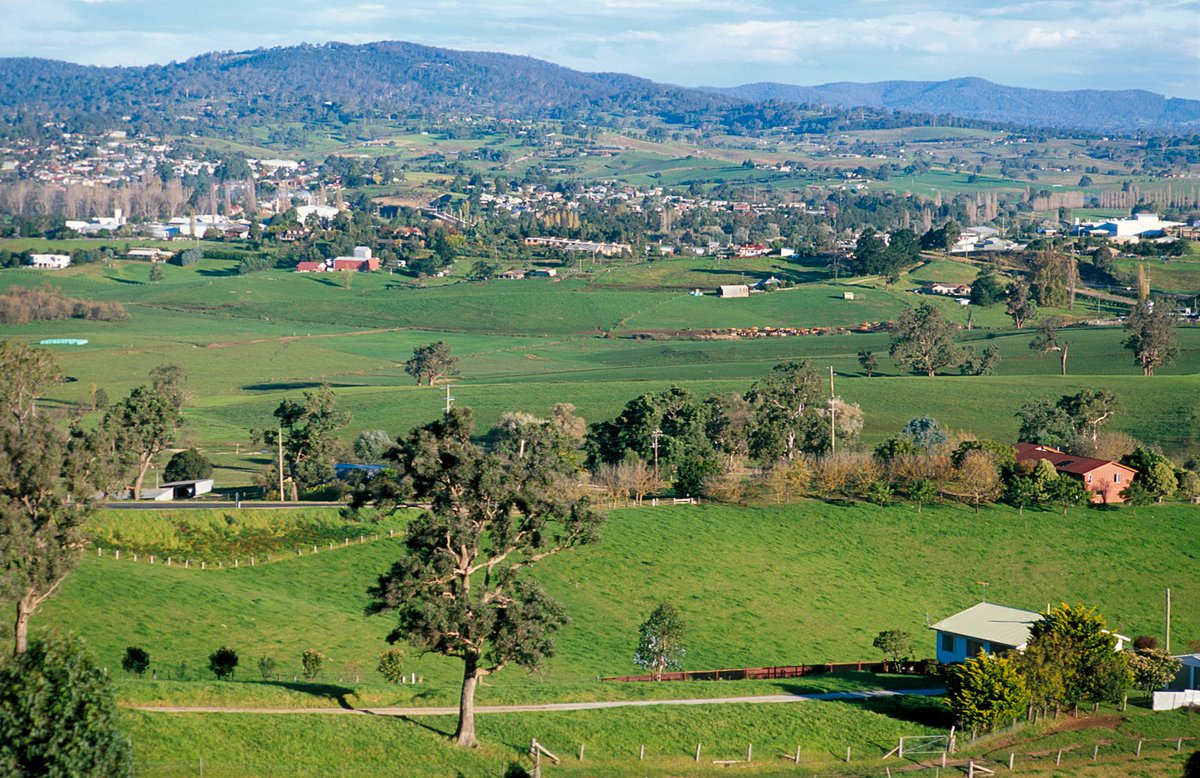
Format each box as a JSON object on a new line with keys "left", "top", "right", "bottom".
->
{"left": 702, "top": 77, "right": 1200, "bottom": 133}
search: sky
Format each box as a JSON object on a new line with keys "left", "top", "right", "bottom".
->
{"left": 2, "top": 0, "right": 1198, "bottom": 99}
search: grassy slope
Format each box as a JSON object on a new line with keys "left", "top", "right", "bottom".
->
{"left": 37, "top": 502, "right": 1200, "bottom": 700}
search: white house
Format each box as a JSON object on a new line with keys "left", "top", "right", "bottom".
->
{"left": 930, "top": 602, "right": 1127, "bottom": 664}
{"left": 29, "top": 254, "right": 71, "bottom": 270}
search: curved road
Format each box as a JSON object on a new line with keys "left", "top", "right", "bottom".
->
{"left": 133, "top": 687, "right": 945, "bottom": 716}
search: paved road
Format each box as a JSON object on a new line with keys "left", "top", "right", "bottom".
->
{"left": 133, "top": 687, "right": 945, "bottom": 716}
{"left": 103, "top": 501, "right": 346, "bottom": 510}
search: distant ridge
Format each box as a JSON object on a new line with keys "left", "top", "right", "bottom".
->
{"left": 0, "top": 42, "right": 1194, "bottom": 135}
{"left": 701, "top": 77, "right": 1200, "bottom": 133}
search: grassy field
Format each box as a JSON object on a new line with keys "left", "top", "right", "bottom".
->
{"left": 35, "top": 501, "right": 1200, "bottom": 698}
{"left": 2, "top": 249, "right": 1198, "bottom": 487}
{"left": 24, "top": 499, "right": 1200, "bottom": 776}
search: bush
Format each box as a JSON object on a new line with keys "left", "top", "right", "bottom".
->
{"left": 301, "top": 649, "right": 326, "bottom": 680}
{"left": 163, "top": 448, "right": 213, "bottom": 483}
{"left": 175, "top": 247, "right": 203, "bottom": 267}
{"left": 0, "top": 634, "right": 134, "bottom": 776}
{"left": 673, "top": 457, "right": 718, "bottom": 498}
{"left": 377, "top": 649, "right": 406, "bottom": 684}
{"left": 258, "top": 656, "right": 278, "bottom": 681}
{"left": 121, "top": 646, "right": 150, "bottom": 676}
{"left": 209, "top": 646, "right": 238, "bottom": 680}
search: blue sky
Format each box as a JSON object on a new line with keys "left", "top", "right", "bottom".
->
{"left": 3, "top": 0, "right": 1198, "bottom": 98}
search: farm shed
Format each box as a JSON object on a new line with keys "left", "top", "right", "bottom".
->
{"left": 718, "top": 285, "right": 750, "bottom": 298}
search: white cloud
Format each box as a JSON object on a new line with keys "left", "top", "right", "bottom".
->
{"left": 1015, "top": 26, "right": 1083, "bottom": 50}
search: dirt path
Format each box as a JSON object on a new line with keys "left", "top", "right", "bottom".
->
{"left": 133, "top": 687, "right": 945, "bottom": 716}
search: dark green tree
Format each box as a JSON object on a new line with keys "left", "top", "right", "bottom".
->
{"left": 946, "top": 652, "right": 1029, "bottom": 730}
{"left": 209, "top": 646, "right": 238, "bottom": 680}
{"left": 1026, "top": 603, "right": 1130, "bottom": 706}
{"left": 268, "top": 385, "right": 350, "bottom": 500}
{"left": 0, "top": 342, "right": 90, "bottom": 654}
{"left": 634, "top": 602, "right": 687, "bottom": 681}
{"left": 162, "top": 448, "right": 213, "bottom": 483}
{"left": 857, "top": 350, "right": 877, "bottom": 377}
{"left": 366, "top": 408, "right": 603, "bottom": 748}
{"left": 1029, "top": 316, "right": 1069, "bottom": 375}
{"left": 872, "top": 629, "right": 912, "bottom": 666}
{"left": 586, "top": 385, "right": 712, "bottom": 472}
{"left": 121, "top": 646, "right": 150, "bottom": 676}
{"left": 0, "top": 634, "right": 134, "bottom": 776}
{"left": 888, "top": 303, "right": 961, "bottom": 377}
{"left": 1016, "top": 398, "right": 1079, "bottom": 450}
{"left": 102, "top": 384, "right": 184, "bottom": 499}
{"left": 744, "top": 361, "right": 828, "bottom": 465}
{"left": 404, "top": 341, "right": 458, "bottom": 386}
{"left": 1123, "top": 302, "right": 1178, "bottom": 376}
{"left": 970, "top": 271, "right": 1006, "bottom": 306}
{"left": 908, "top": 478, "right": 938, "bottom": 513}
{"left": 1005, "top": 280, "right": 1037, "bottom": 329}
{"left": 1045, "top": 475, "right": 1091, "bottom": 514}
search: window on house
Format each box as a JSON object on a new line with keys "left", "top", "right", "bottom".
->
{"left": 1114, "top": 472, "right": 1121, "bottom": 483}
{"left": 966, "top": 639, "right": 985, "bottom": 657}
{"left": 1086, "top": 474, "right": 1092, "bottom": 483}
{"left": 941, "top": 633, "right": 954, "bottom": 653}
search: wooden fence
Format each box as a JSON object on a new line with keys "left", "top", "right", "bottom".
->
{"left": 602, "top": 660, "right": 913, "bottom": 683}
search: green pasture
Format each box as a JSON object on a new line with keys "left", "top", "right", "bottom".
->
{"left": 34, "top": 501, "right": 1200, "bottom": 701}
{"left": 124, "top": 695, "right": 951, "bottom": 777}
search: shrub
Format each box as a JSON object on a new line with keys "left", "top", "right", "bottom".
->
{"left": 258, "top": 656, "right": 278, "bottom": 681}
{"left": 209, "top": 646, "right": 238, "bottom": 680}
{"left": 121, "top": 646, "right": 150, "bottom": 676}
{"left": 301, "top": 649, "right": 326, "bottom": 680}
{"left": 175, "top": 247, "right": 203, "bottom": 267}
{"left": 377, "top": 649, "right": 406, "bottom": 684}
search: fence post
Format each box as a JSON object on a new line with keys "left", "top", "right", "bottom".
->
{"left": 1136, "top": 739, "right": 1142, "bottom": 756}
{"left": 578, "top": 744, "right": 584, "bottom": 761}
{"left": 846, "top": 746, "right": 851, "bottom": 763}
{"left": 1092, "top": 744, "right": 1098, "bottom": 760}
{"left": 1008, "top": 752, "right": 1014, "bottom": 770}
{"left": 695, "top": 743, "right": 701, "bottom": 762}
{"left": 115, "top": 549, "right": 119, "bottom": 560}
{"left": 747, "top": 743, "right": 752, "bottom": 762}
{"left": 1178, "top": 738, "right": 1183, "bottom": 752}
{"left": 1055, "top": 750, "right": 1062, "bottom": 766}
{"left": 639, "top": 744, "right": 644, "bottom": 761}
{"left": 794, "top": 745, "right": 800, "bottom": 765}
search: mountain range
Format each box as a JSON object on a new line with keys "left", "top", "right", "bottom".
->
{"left": 0, "top": 41, "right": 1195, "bottom": 137}
{"left": 703, "top": 78, "right": 1200, "bottom": 133}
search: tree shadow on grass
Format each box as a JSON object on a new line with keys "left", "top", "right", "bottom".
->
{"left": 251, "top": 680, "right": 357, "bottom": 710}
{"left": 378, "top": 714, "right": 455, "bottom": 739}
{"left": 242, "top": 381, "right": 367, "bottom": 392}
{"left": 197, "top": 267, "right": 239, "bottom": 278}
{"left": 852, "top": 695, "right": 954, "bottom": 729}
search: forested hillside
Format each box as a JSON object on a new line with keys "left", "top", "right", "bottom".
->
{"left": 4, "top": 41, "right": 1189, "bottom": 142}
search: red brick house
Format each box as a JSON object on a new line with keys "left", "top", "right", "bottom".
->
{"left": 1015, "top": 443, "right": 1137, "bottom": 504}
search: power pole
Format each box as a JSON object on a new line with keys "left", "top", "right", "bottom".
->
{"left": 444, "top": 384, "right": 454, "bottom": 416}
{"left": 828, "top": 366, "right": 836, "bottom": 455}
{"left": 1165, "top": 588, "right": 1171, "bottom": 654}
{"left": 277, "top": 423, "right": 285, "bottom": 502}
{"left": 651, "top": 428, "right": 662, "bottom": 480}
